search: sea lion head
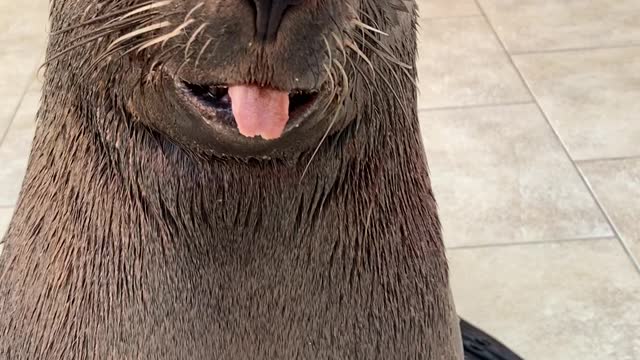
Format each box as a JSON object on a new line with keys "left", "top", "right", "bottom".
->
{"left": 46, "top": 0, "right": 415, "bottom": 159}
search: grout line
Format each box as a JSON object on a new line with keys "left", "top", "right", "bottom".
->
{"left": 471, "top": 0, "right": 640, "bottom": 273}
{"left": 470, "top": 0, "right": 531, "bottom": 97}
{"left": 0, "top": 78, "right": 35, "bottom": 146}
{"left": 575, "top": 155, "right": 640, "bottom": 164}
{"left": 418, "top": 101, "right": 534, "bottom": 113}
{"left": 540, "top": 103, "right": 640, "bottom": 274}
{"left": 575, "top": 166, "right": 640, "bottom": 272}
{"left": 510, "top": 43, "right": 640, "bottom": 56}
{"left": 446, "top": 236, "right": 614, "bottom": 251}
{"left": 512, "top": 55, "right": 640, "bottom": 273}
{"left": 0, "top": 56, "right": 42, "bottom": 146}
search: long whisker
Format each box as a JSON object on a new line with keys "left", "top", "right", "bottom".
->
{"left": 108, "top": 21, "right": 172, "bottom": 51}
{"left": 185, "top": 23, "right": 208, "bottom": 57}
{"left": 195, "top": 37, "right": 212, "bottom": 68}
{"left": 184, "top": 2, "right": 205, "bottom": 22}
{"left": 343, "top": 39, "right": 374, "bottom": 73}
{"left": 82, "top": 38, "right": 148, "bottom": 77}
{"left": 300, "top": 58, "right": 349, "bottom": 182}
{"left": 356, "top": 34, "right": 416, "bottom": 88}
{"left": 112, "top": 0, "right": 173, "bottom": 24}
{"left": 51, "top": 0, "right": 166, "bottom": 35}
{"left": 331, "top": 32, "right": 347, "bottom": 64}
{"left": 46, "top": 27, "right": 131, "bottom": 66}
{"left": 321, "top": 35, "right": 337, "bottom": 112}
{"left": 147, "top": 44, "right": 182, "bottom": 74}
{"left": 351, "top": 19, "right": 388, "bottom": 37}
{"left": 137, "top": 19, "right": 194, "bottom": 52}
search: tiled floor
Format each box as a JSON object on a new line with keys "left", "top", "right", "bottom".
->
{"left": 0, "top": 0, "right": 639, "bottom": 358}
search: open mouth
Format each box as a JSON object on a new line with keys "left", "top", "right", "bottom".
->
{"left": 179, "top": 81, "right": 319, "bottom": 140}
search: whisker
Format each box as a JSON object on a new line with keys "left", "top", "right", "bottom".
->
{"left": 46, "top": 27, "right": 130, "bottom": 66}
{"left": 359, "top": 33, "right": 412, "bottom": 69}
{"left": 51, "top": 0, "right": 160, "bottom": 35}
{"left": 174, "top": 58, "right": 190, "bottom": 78}
{"left": 351, "top": 19, "right": 388, "bottom": 37}
{"left": 195, "top": 37, "right": 212, "bottom": 68}
{"left": 184, "top": 2, "right": 205, "bottom": 22}
{"left": 300, "top": 58, "right": 349, "bottom": 182}
{"left": 108, "top": 21, "right": 172, "bottom": 51}
{"left": 322, "top": 35, "right": 333, "bottom": 66}
{"left": 185, "top": 22, "right": 208, "bottom": 58}
{"left": 319, "top": 64, "right": 337, "bottom": 115}
{"left": 356, "top": 34, "right": 416, "bottom": 88}
{"left": 83, "top": 38, "right": 148, "bottom": 76}
{"left": 109, "top": 0, "right": 173, "bottom": 24}
{"left": 137, "top": 19, "right": 194, "bottom": 52}
{"left": 320, "top": 35, "right": 337, "bottom": 114}
{"left": 343, "top": 39, "right": 374, "bottom": 73}
{"left": 148, "top": 44, "right": 182, "bottom": 74}
{"left": 331, "top": 32, "right": 347, "bottom": 64}
{"left": 50, "top": 12, "right": 157, "bottom": 53}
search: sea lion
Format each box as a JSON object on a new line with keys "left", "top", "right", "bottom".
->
{"left": 0, "top": 0, "right": 514, "bottom": 358}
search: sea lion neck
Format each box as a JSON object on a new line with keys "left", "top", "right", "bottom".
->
{"left": 1, "top": 92, "right": 463, "bottom": 359}
{"left": 0, "top": 70, "right": 467, "bottom": 360}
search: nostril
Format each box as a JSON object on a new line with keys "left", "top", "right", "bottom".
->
{"left": 252, "top": 0, "right": 304, "bottom": 43}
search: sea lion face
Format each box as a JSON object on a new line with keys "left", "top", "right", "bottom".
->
{"left": 49, "top": 0, "right": 413, "bottom": 158}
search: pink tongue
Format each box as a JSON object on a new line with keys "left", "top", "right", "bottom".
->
{"left": 228, "top": 85, "right": 290, "bottom": 140}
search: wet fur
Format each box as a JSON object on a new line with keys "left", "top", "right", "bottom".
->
{"left": 0, "top": 0, "right": 463, "bottom": 358}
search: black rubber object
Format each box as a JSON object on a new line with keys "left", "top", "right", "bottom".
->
{"left": 461, "top": 319, "right": 525, "bottom": 360}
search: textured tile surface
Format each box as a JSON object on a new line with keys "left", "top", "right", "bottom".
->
{"left": 0, "top": 51, "right": 40, "bottom": 139}
{"left": 0, "top": 83, "right": 40, "bottom": 207}
{"left": 579, "top": 158, "right": 640, "bottom": 266}
{"left": 514, "top": 47, "right": 640, "bottom": 161}
{"left": 449, "top": 239, "right": 640, "bottom": 360}
{"left": 0, "top": 0, "right": 49, "bottom": 54}
{"left": 478, "top": 0, "right": 640, "bottom": 53}
{"left": 417, "top": 0, "right": 480, "bottom": 18}
{"left": 420, "top": 104, "right": 612, "bottom": 247}
{"left": 416, "top": 16, "right": 531, "bottom": 109}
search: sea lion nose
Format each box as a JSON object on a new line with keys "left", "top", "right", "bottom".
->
{"left": 251, "top": 0, "right": 304, "bottom": 42}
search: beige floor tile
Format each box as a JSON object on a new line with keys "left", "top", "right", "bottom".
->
{"left": 449, "top": 239, "right": 640, "bottom": 360}
{"left": 579, "top": 158, "right": 640, "bottom": 266}
{"left": 0, "top": 50, "right": 40, "bottom": 120}
{"left": 514, "top": 47, "right": 640, "bottom": 161}
{"left": 417, "top": 0, "right": 480, "bottom": 18}
{"left": 0, "top": 0, "right": 49, "bottom": 54}
{"left": 0, "top": 33, "right": 48, "bottom": 57}
{"left": 0, "top": 51, "right": 39, "bottom": 92}
{"left": 420, "top": 104, "right": 612, "bottom": 247}
{"left": 0, "top": 85, "right": 40, "bottom": 207}
{"left": 416, "top": 16, "right": 531, "bottom": 109}
{"left": 478, "top": 0, "right": 640, "bottom": 53}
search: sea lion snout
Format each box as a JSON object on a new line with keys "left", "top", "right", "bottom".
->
{"left": 127, "top": 0, "right": 354, "bottom": 157}
{"left": 38, "top": 0, "right": 385, "bottom": 158}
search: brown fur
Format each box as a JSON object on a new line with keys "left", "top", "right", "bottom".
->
{"left": 0, "top": 0, "right": 463, "bottom": 358}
